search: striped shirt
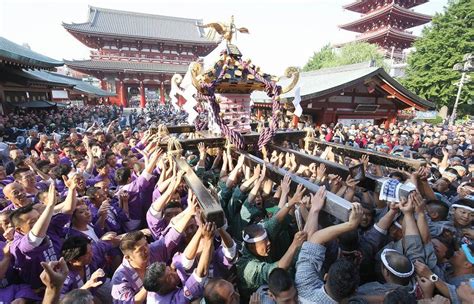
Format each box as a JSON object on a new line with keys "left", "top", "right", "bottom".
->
{"left": 295, "top": 242, "right": 337, "bottom": 304}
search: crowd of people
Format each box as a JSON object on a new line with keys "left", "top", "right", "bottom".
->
{"left": 0, "top": 105, "right": 472, "bottom": 304}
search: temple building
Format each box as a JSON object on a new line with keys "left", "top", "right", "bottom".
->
{"left": 63, "top": 6, "right": 218, "bottom": 107}
{"left": 0, "top": 36, "right": 112, "bottom": 112}
{"left": 251, "top": 61, "right": 434, "bottom": 128}
{"left": 339, "top": 0, "right": 431, "bottom": 59}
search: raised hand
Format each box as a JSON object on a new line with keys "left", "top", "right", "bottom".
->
{"left": 84, "top": 268, "right": 105, "bottom": 289}
{"left": 237, "top": 154, "right": 246, "bottom": 168}
{"left": 400, "top": 193, "right": 415, "bottom": 215}
{"left": 345, "top": 175, "right": 360, "bottom": 189}
{"left": 101, "top": 232, "right": 120, "bottom": 246}
{"left": 417, "top": 276, "right": 435, "bottom": 299}
{"left": 135, "top": 147, "right": 151, "bottom": 166}
{"left": 291, "top": 231, "right": 308, "bottom": 248}
{"left": 258, "top": 164, "right": 267, "bottom": 183}
{"left": 388, "top": 201, "right": 400, "bottom": 212}
{"left": 261, "top": 146, "right": 268, "bottom": 161}
{"left": 280, "top": 174, "right": 291, "bottom": 195}
{"left": 253, "top": 164, "right": 261, "bottom": 178}
{"left": 47, "top": 183, "right": 56, "bottom": 207}
{"left": 310, "top": 186, "right": 327, "bottom": 212}
{"left": 411, "top": 191, "right": 425, "bottom": 214}
{"left": 3, "top": 226, "right": 14, "bottom": 242}
{"left": 278, "top": 152, "right": 285, "bottom": 167}
{"left": 270, "top": 150, "right": 279, "bottom": 164}
{"left": 316, "top": 163, "right": 326, "bottom": 181}
{"left": 348, "top": 203, "right": 363, "bottom": 229}
{"left": 249, "top": 292, "right": 261, "bottom": 304}
{"left": 359, "top": 154, "right": 369, "bottom": 170}
{"left": 40, "top": 257, "right": 69, "bottom": 289}
{"left": 202, "top": 222, "right": 217, "bottom": 241}
{"left": 98, "top": 200, "right": 111, "bottom": 217}
{"left": 414, "top": 260, "right": 433, "bottom": 279}
{"left": 289, "top": 184, "right": 306, "bottom": 206}
{"left": 198, "top": 142, "right": 206, "bottom": 157}
{"left": 2, "top": 241, "right": 11, "bottom": 257}
{"left": 119, "top": 191, "right": 129, "bottom": 203}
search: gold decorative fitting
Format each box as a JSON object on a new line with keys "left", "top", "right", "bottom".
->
{"left": 234, "top": 70, "right": 242, "bottom": 77}
{"left": 189, "top": 62, "right": 203, "bottom": 90}
{"left": 247, "top": 74, "right": 255, "bottom": 80}
{"left": 280, "top": 67, "right": 300, "bottom": 94}
{"left": 224, "top": 73, "right": 232, "bottom": 79}
{"left": 198, "top": 16, "right": 249, "bottom": 44}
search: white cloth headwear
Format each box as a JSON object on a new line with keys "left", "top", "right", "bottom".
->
{"left": 451, "top": 204, "right": 474, "bottom": 212}
{"left": 380, "top": 248, "right": 414, "bottom": 278}
{"left": 243, "top": 230, "right": 268, "bottom": 244}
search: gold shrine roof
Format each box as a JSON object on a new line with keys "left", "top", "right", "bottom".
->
{"left": 196, "top": 52, "right": 276, "bottom": 94}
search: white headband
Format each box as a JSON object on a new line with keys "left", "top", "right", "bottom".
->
{"left": 243, "top": 230, "right": 268, "bottom": 243}
{"left": 452, "top": 204, "right": 474, "bottom": 212}
{"left": 380, "top": 249, "right": 414, "bottom": 278}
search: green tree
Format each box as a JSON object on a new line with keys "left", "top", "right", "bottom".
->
{"left": 402, "top": 0, "right": 473, "bottom": 113}
{"left": 303, "top": 42, "right": 384, "bottom": 72}
{"left": 303, "top": 44, "right": 336, "bottom": 71}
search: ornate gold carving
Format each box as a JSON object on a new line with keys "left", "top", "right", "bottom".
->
{"left": 280, "top": 67, "right": 300, "bottom": 94}
{"left": 199, "top": 16, "right": 249, "bottom": 44}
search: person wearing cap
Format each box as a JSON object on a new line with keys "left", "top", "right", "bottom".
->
{"left": 329, "top": 201, "right": 401, "bottom": 285}
{"left": 357, "top": 192, "right": 427, "bottom": 297}
{"left": 450, "top": 199, "right": 474, "bottom": 244}
{"left": 446, "top": 243, "right": 474, "bottom": 289}
{"left": 236, "top": 219, "right": 307, "bottom": 302}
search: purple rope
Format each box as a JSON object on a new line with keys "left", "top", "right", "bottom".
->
{"left": 241, "top": 60, "right": 282, "bottom": 150}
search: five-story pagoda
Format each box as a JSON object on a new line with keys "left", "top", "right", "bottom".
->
{"left": 339, "top": 0, "right": 431, "bottom": 59}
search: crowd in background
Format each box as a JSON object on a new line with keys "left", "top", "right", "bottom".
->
{"left": 0, "top": 105, "right": 472, "bottom": 304}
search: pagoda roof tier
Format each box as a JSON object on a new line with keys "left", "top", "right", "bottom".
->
{"left": 340, "top": 3, "right": 431, "bottom": 32}
{"left": 343, "top": 0, "right": 429, "bottom": 14}
{"left": 336, "top": 27, "right": 417, "bottom": 48}
{"left": 0, "top": 37, "right": 63, "bottom": 70}
{"left": 63, "top": 6, "right": 217, "bottom": 46}
{"left": 63, "top": 59, "right": 189, "bottom": 75}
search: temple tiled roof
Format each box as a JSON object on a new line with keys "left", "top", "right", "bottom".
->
{"left": 24, "top": 70, "right": 115, "bottom": 97}
{"left": 64, "top": 59, "right": 189, "bottom": 74}
{"left": 0, "top": 37, "right": 63, "bottom": 70}
{"left": 63, "top": 6, "right": 216, "bottom": 45}
{"left": 251, "top": 62, "right": 434, "bottom": 110}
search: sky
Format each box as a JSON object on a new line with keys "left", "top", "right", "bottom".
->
{"left": 0, "top": 0, "right": 448, "bottom": 75}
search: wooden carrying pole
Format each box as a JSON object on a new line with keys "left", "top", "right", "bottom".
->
{"left": 270, "top": 145, "right": 416, "bottom": 200}
{"left": 309, "top": 139, "right": 426, "bottom": 171}
{"left": 233, "top": 150, "right": 353, "bottom": 222}
{"left": 163, "top": 122, "right": 259, "bottom": 134}
{"left": 270, "top": 144, "right": 378, "bottom": 191}
{"left": 160, "top": 130, "right": 307, "bottom": 150}
{"left": 172, "top": 155, "right": 226, "bottom": 227}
